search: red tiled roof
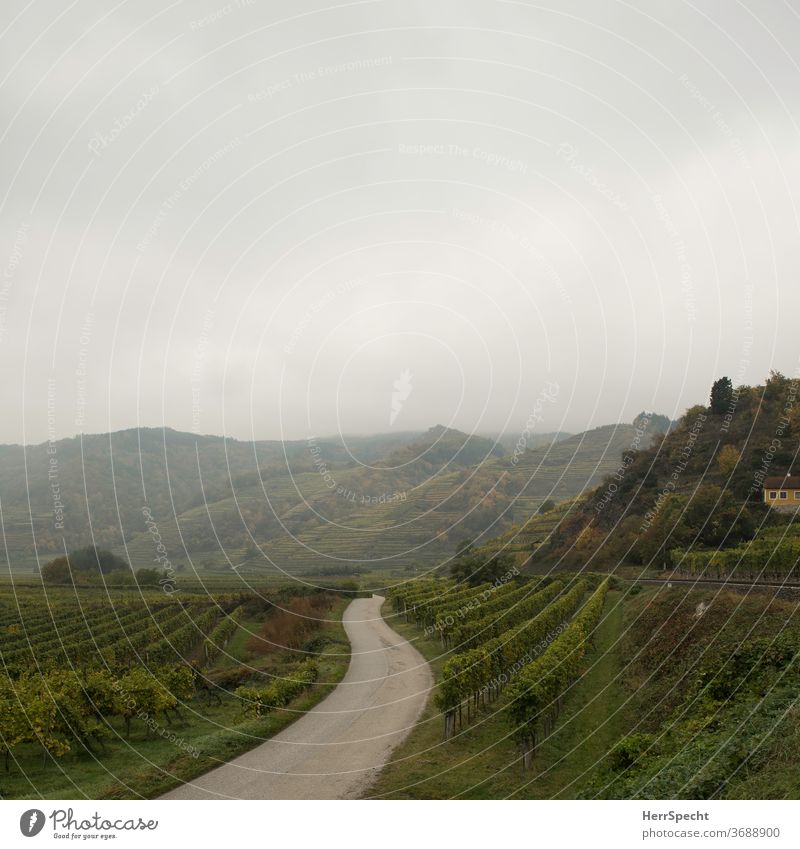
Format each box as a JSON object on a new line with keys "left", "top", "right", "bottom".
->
{"left": 763, "top": 476, "right": 800, "bottom": 489}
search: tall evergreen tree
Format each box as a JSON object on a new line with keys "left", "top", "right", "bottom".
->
{"left": 709, "top": 376, "right": 733, "bottom": 414}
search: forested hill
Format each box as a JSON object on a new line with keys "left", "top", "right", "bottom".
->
{"left": 0, "top": 427, "right": 411, "bottom": 570}
{"left": 115, "top": 422, "right": 648, "bottom": 575}
{"left": 0, "top": 417, "right": 667, "bottom": 574}
{"left": 534, "top": 373, "right": 800, "bottom": 571}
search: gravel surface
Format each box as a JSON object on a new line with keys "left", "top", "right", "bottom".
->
{"left": 161, "top": 595, "right": 432, "bottom": 799}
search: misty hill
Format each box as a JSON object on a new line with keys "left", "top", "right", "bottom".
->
{"left": 1, "top": 415, "right": 670, "bottom": 575}
{"left": 484, "top": 430, "right": 572, "bottom": 454}
{"left": 377, "top": 425, "right": 503, "bottom": 470}
{"left": 117, "top": 422, "right": 655, "bottom": 575}
{"left": 0, "top": 427, "right": 414, "bottom": 571}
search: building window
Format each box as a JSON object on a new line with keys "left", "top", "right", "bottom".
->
{"left": 769, "top": 491, "right": 777, "bottom": 499}
{"left": 795, "top": 492, "right": 800, "bottom": 500}
{"left": 780, "top": 491, "right": 788, "bottom": 499}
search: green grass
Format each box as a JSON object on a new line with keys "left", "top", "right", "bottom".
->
{"left": 369, "top": 591, "right": 627, "bottom": 798}
{"left": 209, "top": 616, "right": 261, "bottom": 669}
{"left": 0, "top": 600, "right": 351, "bottom": 800}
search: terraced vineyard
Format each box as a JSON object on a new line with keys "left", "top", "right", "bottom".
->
{"left": 0, "top": 422, "right": 648, "bottom": 578}
{"left": 670, "top": 523, "right": 800, "bottom": 582}
{"left": 475, "top": 497, "right": 581, "bottom": 567}
{"left": 0, "top": 428, "right": 415, "bottom": 573}
{"left": 119, "top": 424, "right": 640, "bottom": 575}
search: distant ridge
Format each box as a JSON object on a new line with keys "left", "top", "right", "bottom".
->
{"left": 0, "top": 420, "right": 653, "bottom": 575}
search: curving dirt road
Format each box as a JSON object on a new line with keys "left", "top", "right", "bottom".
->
{"left": 162, "top": 595, "right": 432, "bottom": 799}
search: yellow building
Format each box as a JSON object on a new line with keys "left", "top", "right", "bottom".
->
{"left": 763, "top": 475, "right": 800, "bottom": 505}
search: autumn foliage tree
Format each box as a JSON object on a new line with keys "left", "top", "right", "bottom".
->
{"left": 247, "top": 593, "right": 334, "bottom": 655}
{"left": 717, "top": 444, "right": 741, "bottom": 476}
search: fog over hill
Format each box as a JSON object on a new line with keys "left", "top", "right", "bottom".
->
{"left": 0, "top": 416, "right": 669, "bottom": 575}
{"left": 5, "top": 1, "right": 799, "bottom": 448}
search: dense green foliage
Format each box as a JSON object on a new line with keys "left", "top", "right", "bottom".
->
{"left": 40, "top": 546, "right": 171, "bottom": 587}
{"left": 203, "top": 604, "right": 246, "bottom": 664}
{"left": 389, "top": 575, "right": 614, "bottom": 760}
{"left": 0, "top": 593, "right": 240, "bottom": 675}
{"left": 596, "top": 588, "right": 800, "bottom": 799}
{"left": 434, "top": 581, "right": 589, "bottom": 722}
{"left": 41, "top": 546, "right": 127, "bottom": 583}
{"left": 637, "top": 484, "right": 757, "bottom": 565}
{"left": 634, "top": 411, "right": 675, "bottom": 434}
{"left": 421, "top": 580, "right": 546, "bottom": 646}
{"left": 234, "top": 661, "right": 319, "bottom": 718}
{"left": 449, "top": 580, "right": 563, "bottom": 650}
{"left": 448, "top": 540, "right": 516, "bottom": 586}
{"left": 671, "top": 523, "right": 800, "bottom": 581}
{"left": 0, "top": 664, "right": 194, "bottom": 766}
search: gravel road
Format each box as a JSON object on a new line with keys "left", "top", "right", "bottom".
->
{"left": 161, "top": 595, "right": 432, "bottom": 799}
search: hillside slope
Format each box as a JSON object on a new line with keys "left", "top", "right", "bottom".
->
{"left": 0, "top": 428, "right": 413, "bottom": 571}
{"left": 533, "top": 372, "right": 800, "bottom": 572}
{"left": 2, "top": 414, "right": 671, "bottom": 576}
{"left": 119, "top": 423, "right": 648, "bottom": 574}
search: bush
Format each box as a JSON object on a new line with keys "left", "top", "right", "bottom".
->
{"left": 609, "top": 733, "right": 655, "bottom": 771}
{"left": 41, "top": 547, "right": 130, "bottom": 585}
{"left": 234, "top": 661, "right": 319, "bottom": 718}
{"left": 247, "top": 594, "right": 334, "bottom": 655}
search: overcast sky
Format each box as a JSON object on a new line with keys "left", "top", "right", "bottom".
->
{"left": 1, "top": 0, "right": 799, "bottom": 445}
